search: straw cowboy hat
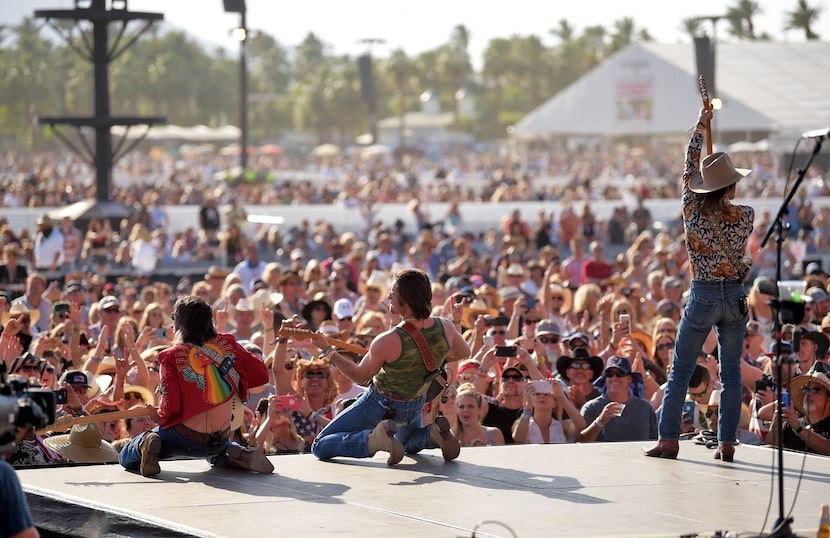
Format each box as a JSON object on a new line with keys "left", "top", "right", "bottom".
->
{"left": 2, "top": 303, "right": 40, "bottom": 327}
{"left": 361, "top": 270, "right": 390, "bottom": 299}
{"left": 123, "top": 384, "right": 156, "bottom": 405}
{"left": 547, "top": 280, "right": 573, "bottom": 315}
{"left": 790, "top": 370, "right": 830, "bottom": 416}
{"left": 689, "top": 152, "right": 751, "bottom": 194}
{"left": 43, "top": 423, "right": 119, "bottom": 463}
{"left": 461, "top": 298, "right": 499, "bottom": 328}
{"left": 231, "top": 298, "right": 261, "bottom": 327}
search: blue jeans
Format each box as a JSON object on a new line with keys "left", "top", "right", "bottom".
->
{"left": 311, "top": 386, "right": 436, "bottom": 460}
{"left": 659, "top": 280, "right": 747, "bottom": 444}
{"left": 120, "top": 425, "right": 236, "bottom": 472}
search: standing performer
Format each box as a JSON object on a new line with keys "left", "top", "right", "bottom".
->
{"left": 309, "top": 269, "right": 470, "bottom": 465}
{"left": 120, "top": 296, "right": 272, "bottom": 477}
{"left": 644, "top": 106, "right": 754, "bottom": 462}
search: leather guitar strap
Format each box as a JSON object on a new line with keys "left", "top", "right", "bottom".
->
{"left": 400, "top": 320, "right": 438, "bottom": 372}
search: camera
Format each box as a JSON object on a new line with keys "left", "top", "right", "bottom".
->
{"left": 0, "top": 363, "right": 58, "bottom": 453}
{"left": 495, "top": 346, "right": 517, "bottom": 357}
{"left": 484, "top": 315, "right": 509, "bottom": 327}
{"left": 156, "top": 328, "right": 169, "bottom": 339}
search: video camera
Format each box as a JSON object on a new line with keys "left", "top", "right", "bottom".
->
{"left": 0, "top": 362, "right": 59, "bottom": 453}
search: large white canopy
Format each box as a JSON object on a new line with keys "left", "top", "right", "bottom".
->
{"left": 515, "top": 41, "right": 830, "bottom": 142}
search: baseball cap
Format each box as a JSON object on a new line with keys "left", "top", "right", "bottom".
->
{"left": 333, "top": 298, "right": 355, "bottom": 320}
{"left": 60, "top": 369, "right": 90, "bottom": 388}
{"left": 535, "top": 319, "right": 562, "bottom": 337}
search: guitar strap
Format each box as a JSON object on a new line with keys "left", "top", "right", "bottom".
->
{"left": 399, "top": 320, "right": 438, "bottom": 372}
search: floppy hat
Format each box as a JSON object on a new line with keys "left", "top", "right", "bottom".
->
{"left": 204, "top": 265, "right": 230, "bottom": 280}
{"left": 689, "top": 152, "right": 751, "bottom": 194}
{"left": 278, "top": 270, "right": 302, "bottom": 286}
{"left": 498, "top": 286, "right": 523, "bottom": 302}
{"left": 301, "top": 298, "right": 332, "bottom": 324}
{"left": 43, "top": 423, "right": 119, "bottom": 463}
{"left": 231, "top": 298, "right": 261, "bottom": 327}
{"left": 556, "top": 347, "right": 603, "bottom": 382}
{"left": 790, "top": 370, "right": 830, "bottom": 415}
{"left": 2, "top": 303, "right": 40, "bottom": 327}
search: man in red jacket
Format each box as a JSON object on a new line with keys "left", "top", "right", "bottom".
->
{"left": 119, "top": 295, "right": 272, "bottom": 477}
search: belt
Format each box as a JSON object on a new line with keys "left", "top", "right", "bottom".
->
{"left": 171, "top": 423, "right": 230, "bottom": 444}
{"left": 374, "top": 386, "right": 422, "bottom": 402}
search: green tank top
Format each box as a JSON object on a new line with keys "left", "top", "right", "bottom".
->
{"left": 373, "top": 319, "right": 450, "bottom": 399}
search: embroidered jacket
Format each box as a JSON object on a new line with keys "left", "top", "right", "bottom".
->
{"left": 156, "top": 333, "right": 268, "bottom": 428}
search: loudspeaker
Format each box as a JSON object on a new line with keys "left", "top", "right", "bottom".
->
{"left": 223, "top": 0, "right": 246, "bottom": 13}
{"left": 358, "top": 54, "right": 375, "bottom": 105}
{"left": 694, "top": 36, "right": 715, "bottom": 98}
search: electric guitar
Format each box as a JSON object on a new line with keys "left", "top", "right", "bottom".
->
{"left": 37, "top": 406, "right": 153, "bottom": 435}
{"left": 277, "top": 327, "right": 368, "bottom": 355}
{"left": 698, "top": 74, "right": 714, "bottom": 155}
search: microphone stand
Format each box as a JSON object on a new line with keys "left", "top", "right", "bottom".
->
{"left": 757, "top": 137, "right": 823, "bottom": 537}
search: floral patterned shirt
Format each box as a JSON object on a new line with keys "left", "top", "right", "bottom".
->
{"left": 682, "top": 131, "right": 754, "bottom": 281}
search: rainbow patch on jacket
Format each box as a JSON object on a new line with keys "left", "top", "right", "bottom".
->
{"left": 183, "top": 344, "right": 233, "bottom": 404}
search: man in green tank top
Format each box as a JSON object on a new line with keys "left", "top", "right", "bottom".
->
{"left": 309, "top": 269, "right": 470, "bottom": 465}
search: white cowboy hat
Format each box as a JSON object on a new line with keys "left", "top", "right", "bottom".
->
{"left": 790, "top": 370, "right": 830, "bottom": 416}
{"left": 689, "top": 152, "right": 751, "bottom": 194}
{"left": 361, "top": 270, "right": 390, "bottom": 299}
{"left": 1, "top": 303, "right": 40, "bottom": 327}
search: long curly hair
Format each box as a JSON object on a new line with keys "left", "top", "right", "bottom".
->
{"left": 394, "top": 269, "right": 432, "bottom": 319}
{"left": 293, "top": 358, "right": 338, "bottom": 406}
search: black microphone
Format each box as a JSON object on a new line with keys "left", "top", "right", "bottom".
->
{"left": 755, "top": 279, "right": 778, "bottom": 296}
{"left": 802, "top": 127, "right": 830, "bottom": 139}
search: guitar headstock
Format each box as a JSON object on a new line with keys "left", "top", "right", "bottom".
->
{"left": 48, "top": 414, "right": 73, "bottom": 433}
{"left": 699, "top": 75, "right": 710, "bottom": 107}
{"left": 278, "top": 327, "right": 314, "bottom": 341}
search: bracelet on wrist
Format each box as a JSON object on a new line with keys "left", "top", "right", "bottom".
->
{"left": 275, "top": 337, "right": 288, "bottom": 344}
{"left": 1, "top": 332, "right": 14, "bottom": 340}
{"left": 521, "top": 409, "right": 532, "bottom": 419}
{"left": 320, "top": 345, "right": 334, "bottom": 356}
{"left": 794, "top": 424, "right": 804, "bottom": 435}
{"left": 593, "top": 418, "right": 603, "bottom": 430}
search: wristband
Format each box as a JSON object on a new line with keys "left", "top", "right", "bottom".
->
{"left": 320, "top": 345, "right": 334, "bottom": 356}
{"left": 73, "top": 328, "right": 81, "bottom": 335}
{"left": 275, "top": 337, "right": 288, "bottom": 344}
{"left": 593, "top": 418, "right": 603, "bottom": 430}
{"left": 452, "top": 318, "right": 462, "bottom": 323}
{"left": 794, "top": 424, "right": 804, "bottom": 435}
{"left": 1, "top": 332, "right": 13, "bottom": 340}
{"left": 521, "top": 409, "right": 532, "bottom": 420}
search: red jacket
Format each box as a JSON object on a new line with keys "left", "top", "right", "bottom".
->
{"left": 156, "top": 333, "right": 268, "bottom": 428}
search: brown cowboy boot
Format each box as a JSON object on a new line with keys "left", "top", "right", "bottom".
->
{"left": 642, "top": 438, "right": 679, "bottom": 459}
{"left": 430, "top": 415, "right": 461, "bottom": 462}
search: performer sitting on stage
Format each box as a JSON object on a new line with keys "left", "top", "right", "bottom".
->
{"left": 119, "top": 295, "right": 272, "bottom": 477}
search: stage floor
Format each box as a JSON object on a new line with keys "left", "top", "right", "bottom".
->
{"left": 17, "top": 440, "right": 830, "bottom": 537}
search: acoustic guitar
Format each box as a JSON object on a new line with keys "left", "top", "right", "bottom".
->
{"left": 37, "top": 406, "right": 152, "bottom": 435}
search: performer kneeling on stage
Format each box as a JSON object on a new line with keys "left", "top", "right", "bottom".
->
{"left": 308, "top": 269, "right": 470, "bottom": 465}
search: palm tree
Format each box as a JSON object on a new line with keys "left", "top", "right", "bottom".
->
{"left": 384, "top": 49, "right": 416, "bottom": 147}
{"left": 550, "top": 19, "right": 575, "bottom": 43}
{"left": 482, "top": 38, "right": 512, "bottom": 136}
{"left": 785, "top": 0, "right": 822, "bottom": 40}
{"left": 681, "top": 17, "right": 705, "bottom": 40}
{"left": 726, "top": 0, "right": 762, "bottom": 40}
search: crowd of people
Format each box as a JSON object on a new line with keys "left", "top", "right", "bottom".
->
{"left": 2, "top": 134, "right": 830, "bottom": 497}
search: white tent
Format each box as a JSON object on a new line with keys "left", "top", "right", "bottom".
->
{"left": 515, "top": 42, "right": 830, "bottom": 142}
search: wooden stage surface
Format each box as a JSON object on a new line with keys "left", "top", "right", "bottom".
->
{"left": 16, "top": 440, "right": 830, "bottom": 537}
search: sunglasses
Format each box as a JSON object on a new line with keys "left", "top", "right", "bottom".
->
{"left": 45, "top": 367, "right": 55, "bottom": 374}
{"left": 19, "top": 365, "right": 39, "bottom": 372}
{"left": 525, "top": 319, "right": 540, "bottom": 325}
{"left": 538, "top": 336, "right": 559, "bottom": 344}
{"left": 533, "top": 392, "right": 552, "bottom": 397}
{"left": 688, "top": 390, "right": 707, "bottom": 398}
{"left": 568, "top": 362, "right": 593, "bottom": 370}
{"left": 605, "top": 370, "right": 629, "bottom": 378}
{"left": 366, "top": 287, "right": 380, "bottom": 293}
{"left": 304, "top": 371, "right": 328, "bottom": 379}
{"left": 440, "top": 392, "right": 456, "bottom": 404}
{"left": 104, "top": 308, "right": 121, "bottom": 314}
{"left": 16, "top": 315, "right": 30, "bottom": 324}
{"left": 657, "top": 342, "right": 674, "bottom": 351}
{"left": 501, "top": 374, "right": 524, "bottom": 382}
{"left": 803, "top": 386, "right": 827, "bottom": 395}
{"left": 339, "top": 317, "right": 353, "bottom": 322}
{"left": 124, "top": 392, "right": 144, "bottom": 401}
{"left": 550, "top": 296, "right": 565, "bottom": 302}
{"left": 490, "top": 330, "right": 506, "bottom": 335}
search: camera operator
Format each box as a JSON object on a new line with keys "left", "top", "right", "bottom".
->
{"left": 1, "top": 458, "right": 39, "bottom": 537}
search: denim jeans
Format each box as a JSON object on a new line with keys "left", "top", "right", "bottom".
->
{"left": 311, "top": 386, "right": 435, "bottom": 460}
{"left": 120, "top": 425, "right": 235, "bottom": 472}
{"left": 658, "top": 280, "right": 747, "bottom": 444}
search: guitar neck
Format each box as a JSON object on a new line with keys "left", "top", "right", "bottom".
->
{"left": 38, "top": 407, "right": 153, "bottom": 435}
{"left": 278, "top": 328, "right": 368, "bottom": 355}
